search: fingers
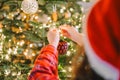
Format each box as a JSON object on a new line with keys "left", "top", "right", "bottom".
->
{"left": 59, "top": 24, "right": 69, "bottom": 30}
{"left": 49, "top": 28, "right": 59, "bottom": 34}
{"left": 59, "top": 24, "right": 73, "bottom": 33}
{"left": 60, "top": 29, "right": 71, "bottom": 38}
{"left": 48, "top": 24, "right": 72, "bottom": 37}
{"left": 59, "top": 24, "right": 71, "bottom": 37}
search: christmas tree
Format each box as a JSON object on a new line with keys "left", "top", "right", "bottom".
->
{"left": 0, "top": 0, "right": 89, "bottom": 80}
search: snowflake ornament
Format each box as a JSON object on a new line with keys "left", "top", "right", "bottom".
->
{"left": 21, "top": 0, "right": 38, "bottom": 14}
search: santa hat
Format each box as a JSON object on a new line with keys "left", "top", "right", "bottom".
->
{"left": 84, "top": 0, "right": 120, "bottom": 80}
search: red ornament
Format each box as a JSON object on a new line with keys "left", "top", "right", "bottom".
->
{"left": 57, "top": 41, "right": 68, "bottom": 55}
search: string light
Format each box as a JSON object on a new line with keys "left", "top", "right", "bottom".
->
{"left": 63, "top": 36, "right": 67, "bottom": 39}
{"left": 29, "top": 44, "right": 33, "bottom": 48}
{"left": 38, "top": 43, "right": 43, "bottom": 47}
{"left": 62, "top": 6, "right": 66, "bottom": 10}
{"left": 0, "top": 29, "right": 2, "bottom": 32}
{"left": 5, "top": 54, "right": 10, "bottom": 60}
{"left": 70, "top": 8, "right": 74, "bottom": 12}
{"left": 75, "top": 16, "right": 78, "bottom": 19}
{"left": 82, "top": 0, "right": 86, "bottom": 2}
{"left": 34, "top": 15, "right": 39, "bottom": 20}
{"left": 68, "top": 42, "right": 70, "bottom": 46}
{"left": 39, "top": 26, "right": 42, "bottom": 29}
{"left": 79, "top": 17, "right": 82, "bottom": 21}
{"left": 69, "top": 61, "right": 72, "bottom": 64}
{"left": 32, "top": 53, "right": 35, "bottom": 56}
{"left": 13, "top": 46, "right": 18, "bottom": 54}
{"left": 23, "top": 15, "right": 27, "bottom": 20}
{"left": 19, "top": 27, "right": 23, "bottom": 32}
{"left": 24, "top": 49, "right": 28, "bottom": 56}
{"left": 68, "top": 67, "right": 72, "bottom": 72}
{"left": 7, "top": 48, "right": 12, "bottom": 54}
{"left": 73, "top": 49, "right": 76, "bottom": 52}
{"left": 38, "top": 10, "right": 42, "bottom": 12}
{"left": 66, "top": 51, "right": 71, "bottom": 56}
{"left": 7, "top": 13, "right": 14, "bottom": 19}
{"left": 47, "top": 17, "right": 51, "bottom": 20}
{"left": 0, "top": 42, "right": 3, "bottom": 51}
{"left": 62, "top": 69, "right": 67, "bottom": 72}
{"left": 17, "top": 72, "right": 21, "bottom": 76}
{"left": 5, "top": 69, "right": 11, "bottom": 76}
{"left": 60, "top": 9, "right": 64, "bottom": 13}
{"left": 71, "top": 48, "right": 74, "bottom": 51}
{"left": 19, "top": 40, "right": 25, "bottom": 46}
{"left": 17, "top": 40, "right": 25, "bottom": 46}
{"left": 49, "top": 20, "right": 52, "bottom": 23}
{"left": 12, "top": 72, "right": 17, "bottom": 76}
{"left": 43, "top": 24, "right": 47, "bottom": 27}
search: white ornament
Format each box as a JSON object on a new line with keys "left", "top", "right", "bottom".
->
{"left": 38, "top": 14, "right": 49, "bottom": 23}
{"left": 21, "top": 0, "right": 38, "bottom": 14}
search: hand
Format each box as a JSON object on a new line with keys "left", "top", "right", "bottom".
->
{"left": 60, "top": 24, "right": 84, "bottom": 46}
{"left": 47, "top": 28, "right": 60, "bottom": 48}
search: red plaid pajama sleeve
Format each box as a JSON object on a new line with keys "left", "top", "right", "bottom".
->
{"left": 28, "top": 45, "right": 59, "bottom": 80}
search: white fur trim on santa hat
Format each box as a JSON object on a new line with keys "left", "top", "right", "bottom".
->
{"left": 83, "top": 27, "right": 119, "bottom": 80}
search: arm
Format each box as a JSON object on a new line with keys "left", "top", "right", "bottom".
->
{"left": 28, "top": 45, "right": 59, "bottom": 80}
{"left": 28, "top": 29, "right": 60, "bottom": 80}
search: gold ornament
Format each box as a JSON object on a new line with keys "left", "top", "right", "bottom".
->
{"left": 52, "top": 11, "right": 58, "bottom": 22}
{"left": 11, "top": 27, "right": 23, "bottom": 33}
{"left": 24, "top": 23, "right": 30, "bottom": 30}
{"left": 19, "top": 35, "right": 26, "bottom": 39}
{"left": 21, "top": 0, "right": 38, "bottom": 14}
{"left": 12, "top": 37, "right": 17, "bottom": 44}
{"left": 52, "top": 5, "right": 58, "bottom": 22}
{"left": 20, "top": 12, "right": 31, "bottom": 22}
{"left": 30, "top": 14, "right": 39, "bottom": 22}
{"left": 7, "top": 13, "right": 14, "bottom": 20}
{"left": 2, "top": 5, "right": 9, "bottom": 10}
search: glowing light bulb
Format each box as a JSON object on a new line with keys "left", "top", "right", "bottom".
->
{"left": 29, "top": 44, "right": 33, "bottom": 48}
{"left": 12, "top": 72, "right": 16, "bottom": 76}
{"left": 62, "top": 69, "right": 66, "bottom": 72}
{"left": 7, "top": 48, "right": 12, "bottom": 54}
{"left": 60, "top": 9, "right": 64, "bottom": 13}
{"left": 68, "top": 67, "right": 72, "bottom": 72}
{"left": 5, "top": 55, "right": 9, "bottom": 60}
{"left": 70, "top": 8, "right": 74, "bottom": 12}
{"left": 66, "top": 51, "right": 71, "bottom": 56}
{"left": 0, "top": 29, "right": 2, "bottom": 32}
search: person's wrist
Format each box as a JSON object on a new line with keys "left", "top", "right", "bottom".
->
{"left": 49, "top": 43, "right": 58, "bottom": 49}
{"left": 74, "top": 33, "right": 84, "bottom": 47}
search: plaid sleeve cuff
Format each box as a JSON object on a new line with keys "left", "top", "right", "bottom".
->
{"left": 39, "top": 44, "right": 58, "bottom": 58}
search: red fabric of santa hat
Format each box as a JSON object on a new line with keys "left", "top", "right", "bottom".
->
{"left": 84, "top": 0, "right": 120, "bottom": 80}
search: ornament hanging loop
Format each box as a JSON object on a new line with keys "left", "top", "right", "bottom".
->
{"left": 53, "top": 4, "right": 57, "bottom": 12}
